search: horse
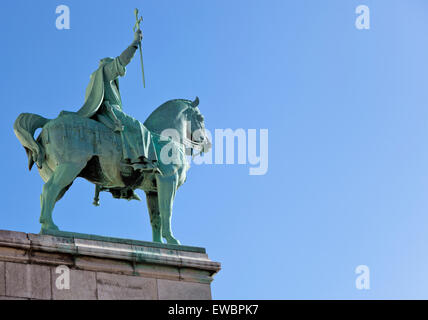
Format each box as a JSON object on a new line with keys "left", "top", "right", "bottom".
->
{"left": 13, "top": 97, "right": 210, "bottom": 245}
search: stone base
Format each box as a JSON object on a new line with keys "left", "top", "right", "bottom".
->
{"left": 0, "top": 230, "right": 221, "bottom": 300}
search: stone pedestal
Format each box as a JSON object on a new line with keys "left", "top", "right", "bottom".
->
{"left": 0, "top": 230, "right": 220, "bottom": 300}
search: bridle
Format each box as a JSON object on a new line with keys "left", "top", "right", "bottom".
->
{"left": 183, "top": 108, "right": 209, "bottom": 158}
{"left": 182, "top": 136, "right": 205, "bottom": 158}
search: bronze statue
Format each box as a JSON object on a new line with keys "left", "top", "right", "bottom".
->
{"left": 13, "top": 14, "right": 211, "bottom": 245}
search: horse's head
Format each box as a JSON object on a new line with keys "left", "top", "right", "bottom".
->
{"left": 144, "top": 97, "right": 211, "bottom": 154}
{"left": 183, "top": 97, "right": 211, "bottom": 154}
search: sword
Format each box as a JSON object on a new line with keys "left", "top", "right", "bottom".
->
{"left": 133, "top": 8, "right": 146, "bottom": 88}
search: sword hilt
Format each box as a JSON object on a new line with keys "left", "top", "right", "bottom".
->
{"left": 133, "top": 8, "right": 143, "bottom": 32}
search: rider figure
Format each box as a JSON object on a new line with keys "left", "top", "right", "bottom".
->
{"left": 76, "top": 29, "right": 157, "bottom": 172}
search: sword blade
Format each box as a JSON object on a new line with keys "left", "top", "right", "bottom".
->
{"left": 138, "top": 43, "right": 145, "bottom": 88}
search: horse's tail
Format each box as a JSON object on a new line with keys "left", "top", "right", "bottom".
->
{"left": 13, "top": 113, "right": 50, "bottom": 170}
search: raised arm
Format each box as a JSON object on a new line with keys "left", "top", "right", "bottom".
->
{"left": 119, "top": 29, "right": 142, "bottom": 67}
{"left": 103, "top": 30, "right": 143, "bottom": 81}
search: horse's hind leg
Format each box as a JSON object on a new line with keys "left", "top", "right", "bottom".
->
{"left": 40, "top": 162, "right": 85, "bottom": 233}
{"left": 145, "top": 191, "right": 162, "bottom": 243}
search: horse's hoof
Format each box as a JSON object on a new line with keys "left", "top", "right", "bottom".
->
{"left": 164, "top": 237, "right": 181, "bottom": 245}
{"left": 40, "top": 223, "right": 60, "bottom": 234}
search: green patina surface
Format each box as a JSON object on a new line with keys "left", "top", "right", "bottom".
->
{"left": 13, "top": 18, "right": 211, "bottom": 246}
{"left": 40, "top": 229, "right": 206, "bottom": 253}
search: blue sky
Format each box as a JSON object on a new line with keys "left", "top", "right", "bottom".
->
{"left": 2, "top": 0, "right": 428, "bottom": 299}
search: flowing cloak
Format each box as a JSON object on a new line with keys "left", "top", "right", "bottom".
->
{"left": 76, "top": 57, "right": 123, "bottom": 119}
{"left": 76, "top": 57, "right": 157, "bottom": 163}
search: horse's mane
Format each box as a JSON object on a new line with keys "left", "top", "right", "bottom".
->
{"left": 148, "top": 98, "right": 196, "bottom": 115}
{"left": 144, "top": 97, "right": 199, "bottom": 132}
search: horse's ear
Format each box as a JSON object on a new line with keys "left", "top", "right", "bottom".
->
{"left": 191, "top": 96, "right": 199, "bottom": 108}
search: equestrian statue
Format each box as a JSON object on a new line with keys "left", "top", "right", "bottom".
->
{"left": 13, "top": 16, "right": 211, "bottom": 245}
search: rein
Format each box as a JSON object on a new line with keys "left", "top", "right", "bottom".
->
{"left": 182, "top": 136, "right": 205, "bottom": 157}
{"left": 152, "top": 132, "right": 205, "bottom": 158}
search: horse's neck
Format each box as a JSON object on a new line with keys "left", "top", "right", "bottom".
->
{"left": 144, "top": 103, "right": 187, "bottom": 145}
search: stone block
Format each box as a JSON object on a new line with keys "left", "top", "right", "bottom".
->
{"left": 179, "top": 267, "right": 213, "bottom": 284}
{"left": 96, "top": 272, "right": 157, "bottom": 300}
{"left": 75, "top": 256, "right": 134, "bottom": 275}
{"left": 75, "top": 238, "right": 135, "bottom": 257}
{"left": 0, "top": 261, "right": 5, "bottom": 296}
{"left": 0, "top": 295, "right": 29, "bottom": 300}
{"left": 157, "top": 279, "right": 212, "bottom": 300}
{"left": 29, "top": 250, "right": 74, "bottom": 266}
{"left": 28, "top": 233, "right": 76, "bottom": 254}
{"left": 52, "top": 268, "right": 97, "bottom": 300}
{"left": 134, "top": 262, "right": 180, "bottom": 281}
{"left": 5, "top": 262, "right": 51, "bottom": 300}
{"left": 0, "top": 230, "right": 30, "bottom": 247}
{"left": 0, "top": 247, "right": 28, "bottom": 264}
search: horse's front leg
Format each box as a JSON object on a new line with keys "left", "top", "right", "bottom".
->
{"left": 156, "top": 174, "right": 180, "bottom": 245}
{"left": 144, "top": 191, "right": 162, "bottom": 243}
